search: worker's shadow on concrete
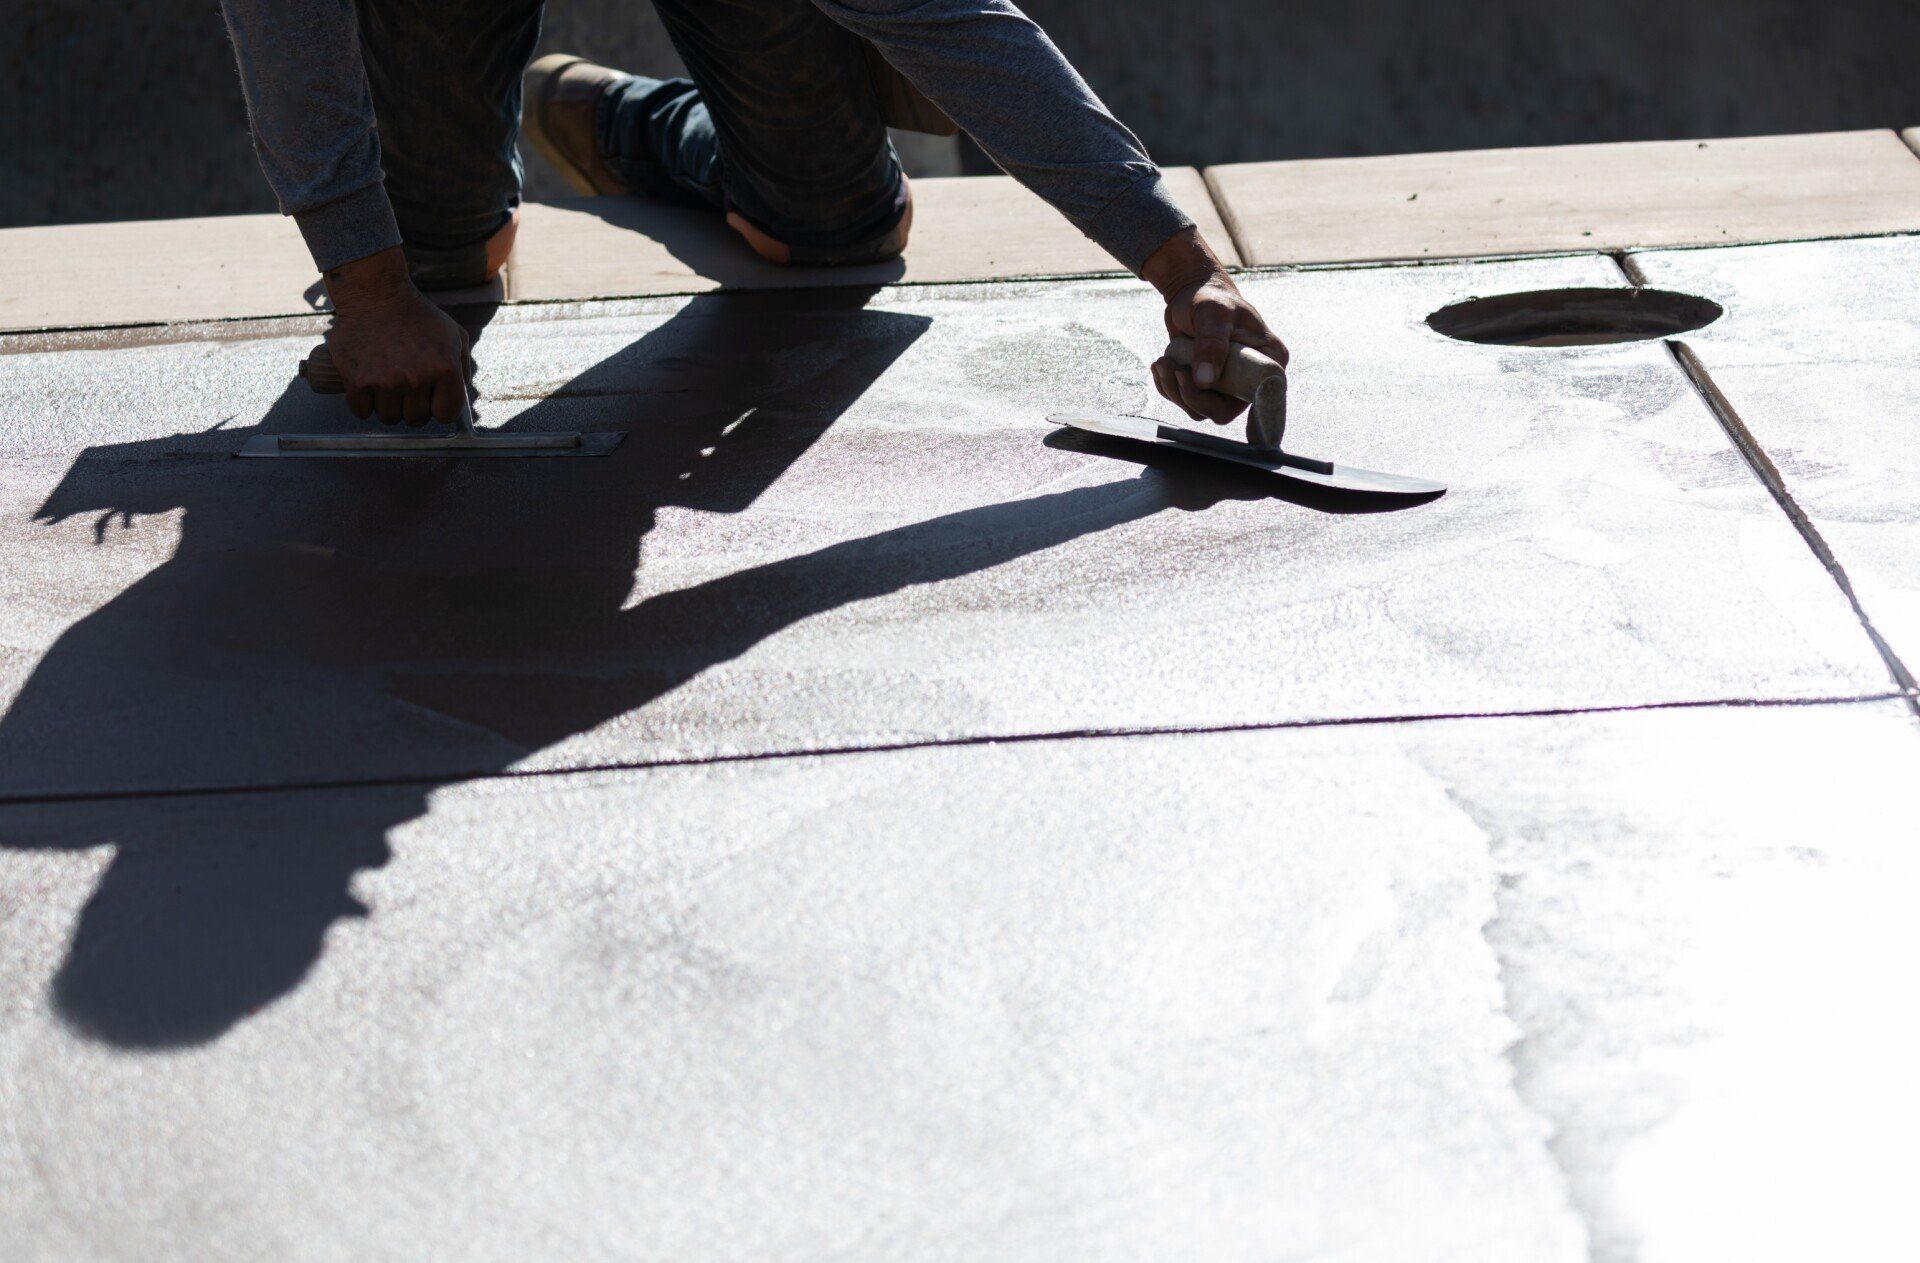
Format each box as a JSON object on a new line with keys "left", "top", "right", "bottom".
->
{"left": 1, "top": 285, "right": 1268, "bottom": 1050}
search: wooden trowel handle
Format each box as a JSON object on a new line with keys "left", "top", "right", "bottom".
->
{"left": 299, "top": 344, "right": 346, "bottom": 394}
{"left": 1165, "top": 335, "right": 1287, "bottom": 450}
{"left": 1163, "top": 337, "right": 1285, "bottom": 404}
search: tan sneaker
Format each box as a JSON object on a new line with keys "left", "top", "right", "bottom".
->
{"left": 522, "top": 54, "right": 632, "bottom": 196}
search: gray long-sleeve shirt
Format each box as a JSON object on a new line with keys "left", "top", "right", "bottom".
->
{"left": 217, "top": 0, "right": 1192, "bottom": 275}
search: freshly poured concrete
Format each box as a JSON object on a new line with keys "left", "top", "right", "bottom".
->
{"left": 5, "top": 704, "right": 1917, "bottom": 1260}
{"left": 1630, "top": 234, "right": 1920, "bottom": 669}
{"left": 5, "top": 238, "right": 1918, "bottom": 1261}
{"left": 0, "top": 257, "right": 1890, "bottom": 799}
{"left": 1205, "top": 130, "right": 1920, "bottom": 266}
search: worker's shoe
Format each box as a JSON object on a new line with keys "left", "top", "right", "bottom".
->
{"left": 403, "top": 207, "right": 519, "bottom": 291}
{"left": 522, "top": 54, "right": 632, "bottom": 196}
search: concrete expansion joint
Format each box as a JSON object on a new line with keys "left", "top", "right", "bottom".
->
{"left": 1670, "top": 340, "right": 1920, "bottom": 712}
{"left": 1200, "top": 165, "right": 1253, "bottom": 267}
{"left": 1611, "top": 250, "right": 1920, "bottom": 715}
{"left": 6, "top": 233, "right": 1918, "bottom": 343}
{"left": 1, "top": 692, "right": 1904, "bottom": 811}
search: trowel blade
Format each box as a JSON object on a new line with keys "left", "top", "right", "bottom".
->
{"left": 1050, "top": 412, "right": 1445, "bottom": 498}
{"left": 236, "top": 431, "right": 623, "bottom": 458}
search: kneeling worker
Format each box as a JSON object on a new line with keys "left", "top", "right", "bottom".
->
{"left": 217, "top": 0, "right": 1288, "bottom": 427}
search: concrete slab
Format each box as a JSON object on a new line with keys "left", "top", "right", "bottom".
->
{"left": 1406, "top": 701, "right": 1920, "bottom": 1263}
{"left": 0, "top": 256, "right": 1891, "bottom": 799}
{"left": 0, "top": 170, "right": 1230, "bottom": 333}
{"left": 0, "top": 211, "right": 331, "bottom": 333}
{"left": 1628, "top": 234, "right": 1920, "bottom": 672}
{"left": 4, "top": 702, "right": 1916, "bottom": 1259}
{"left": 1205, "top": 130, "right": 1920, "bottom": 266}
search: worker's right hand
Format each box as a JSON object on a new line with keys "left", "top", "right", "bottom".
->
{"left": 321, "top": 245, "right": 471, "bottom": 426}
{"left": 1140, "top": 226, "right": 1289, "bottom": 426}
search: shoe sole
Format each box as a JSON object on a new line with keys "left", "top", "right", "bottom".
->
{"left": 522, "top": 54, "right": 626, "bottom": 197}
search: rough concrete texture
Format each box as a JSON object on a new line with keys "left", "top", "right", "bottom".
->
{"left": 0, "top": 256, "right": 1893, "bottom": 802}
{"left": 5, "top": 705, "right": 1918, "bottom": 1260}
{"left": 12, "top": 0, "right": 1920, "bottom": 228}
{"left": 1629, "top": 234, "right": 1920, "bottom": 673}
{"left": 3, "top": 239, "right": 1919, "bottom": 1260}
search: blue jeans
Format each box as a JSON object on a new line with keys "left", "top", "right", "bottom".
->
{"left": 358, "top": 0, "right": 908, "bottom": 263}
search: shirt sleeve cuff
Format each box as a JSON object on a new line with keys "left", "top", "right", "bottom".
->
{"left": 293, "top": 182, "right": 403, "bottom": 272}
{"left": 1078, "top": 171, "right": 1195, "bottom": 276}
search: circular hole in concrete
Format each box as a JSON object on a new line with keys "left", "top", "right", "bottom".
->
{"left": 1428, "top": 287, "right": 1722, "bottom": 347}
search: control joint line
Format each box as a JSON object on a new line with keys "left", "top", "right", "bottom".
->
{"left": 0, "top": 691, "right": 1903, "bottom": 810}
{"left": 1613, "top": 249, "right": 1917, "bottom": 711}
{"left": 1663, "top": 336, "right": 1916, "bottom": 710}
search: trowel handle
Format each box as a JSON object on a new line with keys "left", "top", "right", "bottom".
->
{"left": 1163, "top": 336, "right": 1286, "bottom": 405}
{"left": 298, "top": 343, "right": 476, "bottom": 433}
{"left": 299, "top": 344, "right": 346, "bottom": 394}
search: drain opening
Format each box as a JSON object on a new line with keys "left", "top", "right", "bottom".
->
{"left": 1428, "top": 287, "right": 1722, "bottom": 347}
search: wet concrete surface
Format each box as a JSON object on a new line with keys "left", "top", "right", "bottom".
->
{"left": 0, "top": 258, "right": 1890, "bottom": 803}
{"left": 4, "top": 704, "right": 1916, "bottom": 1260}
{"left": 2, "top": 249, "right": 1916, "bottom": 1260}
{"left": 1630, "top": 234, "right": 1920, "bottom": 677}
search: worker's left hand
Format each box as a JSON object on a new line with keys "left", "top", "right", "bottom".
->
{"left": 1141, "top": 227, "right": 1289, "bottom": 425}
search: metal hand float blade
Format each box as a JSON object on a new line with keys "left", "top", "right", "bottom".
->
{"left": 1049, "top": 411, "right": 1445, "bottom": 497}
{"left": 237, "top": 430, "right": 622, "bottom": 458}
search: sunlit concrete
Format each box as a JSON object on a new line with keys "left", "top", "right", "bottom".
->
{"left": 2, "top": 239, "right": 1916, "bottom": 1262}
{"left": 1631, "top": 234, "right": 1920, "bottom": 671}
{"left": 0, "top": 257, "right": 1888, "bottom": 801}
{"left": 4, "top": 704, "right": 1916, "bottom": 1260}
{"left": 1206, "top": 130, "right": 1920, "bottom": 266}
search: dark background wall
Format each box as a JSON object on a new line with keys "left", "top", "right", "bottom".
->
{"left": 6, "top": 0, "right": 1916, "bottom": 227}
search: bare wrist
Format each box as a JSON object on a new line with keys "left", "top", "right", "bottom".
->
{"left": 322, "top": 245, "right": 418, "bottom": 313}
{"left": 1140, "top": 226, "right": 1227, "bottom": 297}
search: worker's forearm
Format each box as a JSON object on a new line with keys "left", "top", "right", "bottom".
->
{"left": 218, "top": 0, "right": 402, "bottom": 270}
{"left": 812, "top": 0, "right": 1192, "bottom": 274}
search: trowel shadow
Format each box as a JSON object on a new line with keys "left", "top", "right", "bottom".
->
{"left": 1043, "top": 428, "right": 1443, "bottom": 514}
{"left": 1, "top": 283, "right": 1252, "bottom": 1049}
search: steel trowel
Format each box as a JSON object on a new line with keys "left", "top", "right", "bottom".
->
{"left": 1051, "top": 338, "right": 1444, "bottom": 497}
{"left": 237, "top": 345, "right": 621, "bottom": 458}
